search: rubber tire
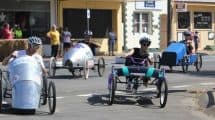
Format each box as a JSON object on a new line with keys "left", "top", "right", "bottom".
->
{"left": 159, "top": 78, "right": 168, "bottom": 108}
{"left": 83, "top": 60, "right": 90, "bottom": 80}
{"left": 41, "top": 76, "right": 48, "bottom": 105}
{"left": 108, "top": 75, "right": 116, "bottom": 105}
{"left": 182, "top": 57, "right": 189, "bottom": 73}
{"left": 195, "top": 54, "right": 202, "bottom": 72}
{"left": 97, "top": 57, "right": 105, "bottom": 77}
{"left": 49, "top": 57, "right": 56, "bottom": 77}
{"left": 48, "top": 81, "right": 56, "bottom": 114}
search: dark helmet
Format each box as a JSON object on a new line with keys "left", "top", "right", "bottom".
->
{"left": 183, "top": 31, "right": 191, "bottom": 36}
{"left": 139, "top": 37, "right": 151, "bottom": 46}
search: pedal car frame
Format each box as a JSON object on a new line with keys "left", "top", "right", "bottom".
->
{"left": 0, "top": 56, "right": 56, "bottom": 114}
{"left": 155, "top": 42, "right": 202, "bottom": 72}
{"left": 49, "top": 43, "right": 105, "bottom": 79}
{"left": 107, "top": 57, "right": 168, "bottom": 108}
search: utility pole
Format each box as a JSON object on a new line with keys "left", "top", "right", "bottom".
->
{"left": 167, "top": 0, "right": 172, "bottom": 46}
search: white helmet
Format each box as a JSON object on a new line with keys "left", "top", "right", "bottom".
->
{"left": 28, "top": 36, "right": 42, "bottom": 46}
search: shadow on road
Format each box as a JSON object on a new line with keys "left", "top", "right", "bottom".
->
{"left": 186, "top": 70, "right": 215, "bottom": 78}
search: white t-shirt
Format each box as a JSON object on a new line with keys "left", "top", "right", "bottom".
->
{"left": 9, "top": 50, "right": 45, "bottom": 69}
{"left": 63, "top": 31, "right": 72, "bottom": 43}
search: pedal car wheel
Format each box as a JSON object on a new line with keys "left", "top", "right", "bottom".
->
{"left": 49, "top": 57, "right": 56, "bottom": 77}
{"left": 83, "top": 60, "right": 90, "bottom": 79}
{"left": 182, "top": 57, "right": 189, "bottom": 73}
{"left": 41, "top": 76, "right": 48, "bottom": 105}
{"left": 195, "top": 54, "right": 202, "bottom": 71}
{"left": 0, "top": 70, "right": 2, "bottom": 112}
{"left": 97, "top": 57, "right": 105, "bottom": 77}
{"left": 48, "top": 81, "right": 56, "bottom": 114}
{"left": 159, "top": 78, "right": 168, "bottom": 108}
{"left": 108, "top": 74, "right": 116, "bottom": 105}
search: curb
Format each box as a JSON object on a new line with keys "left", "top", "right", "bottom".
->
{"left": 197, "top": 91, "right": 215, "bottom": 117}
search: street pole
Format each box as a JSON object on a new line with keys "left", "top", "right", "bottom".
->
{"left": 167, "top": 0, "right": 172, "bottom": 46}
{"left": 87, "top": 9, "right": 90, "bottom": 33}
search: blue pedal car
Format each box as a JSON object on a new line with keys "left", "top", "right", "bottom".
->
{"left": 155, "top": 42, "right": 202, "bottom": 72}
{"left": 0, "top": 56, "right": 56, "bottom": 114}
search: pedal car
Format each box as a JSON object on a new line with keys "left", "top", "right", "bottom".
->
{"left": 107, "top": 57, "right": 168, "bottom": 108}
{"left": 0, "top": 56, "right": 56, "bottom": 114}
{"left": 49, "top": 43, "right": 105, "bottom": 79}
{"left": 155, "top": 42, "right": 202, "bottom": 72}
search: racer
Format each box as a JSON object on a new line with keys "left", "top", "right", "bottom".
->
{"left": 180, "top": 31, "right": 194, "bottom": 54}
{"left": 2, "top": 36, "right": 48, "bottom": 75}
{"left": 123, "top": 37, "right": 153, "bottom": 93}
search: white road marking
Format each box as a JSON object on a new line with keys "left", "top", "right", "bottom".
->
{"left": 56, "top": 96, "right": 65, "bottom": 99}
{"left": 200, "top": 82, "right": 215, "bottom": 86}
{"left": 77, "top": 94, "right": 94, "bottom": 97}
{"left": 171, "top": 85, "right": 191, "bottom": 89}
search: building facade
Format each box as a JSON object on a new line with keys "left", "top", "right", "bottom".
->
{"left": 0, "top": 0, "right": 56, "bottom": 38}
{"left": 124, "top": 0, "right": 167, "bottom": 50}
{"left": 171, "top": 0, "right": 215, "bottom": 50}
{"left": 57, "top": 0, "right": 124, "bottom": 54}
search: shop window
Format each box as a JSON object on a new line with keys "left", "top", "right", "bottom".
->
{"left": 194, "top": 12, "right": 212, "bottom": 29}
{"left": 133, "top": 12, "right": 151, "bottom": 34}
{"left": 178, "top": 12, "right": 190, "bottom": 29}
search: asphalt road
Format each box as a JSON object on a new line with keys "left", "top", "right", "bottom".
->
{"left": 1, "top": 55, "right": 215, "bottom": 120}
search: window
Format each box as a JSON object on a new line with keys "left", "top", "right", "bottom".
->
{"left": 133, "top": 12, "right": 151, "bottom": 33}
{"left": 178, "top": 12, "right": 190, "bottom": 29}
{"left": 194, "top": 12, "right": 212, "bottom": 29}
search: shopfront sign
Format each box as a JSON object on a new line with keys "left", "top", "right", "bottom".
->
{"left": 176, "top": 2, "right": 187, "bottom": 12}
{"left": 135, "top": 0, "right": 162, "bottom": 10}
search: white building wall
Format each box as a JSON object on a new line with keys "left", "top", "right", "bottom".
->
{"left": 125, "top": 0, "right": 167, "bottom": 49}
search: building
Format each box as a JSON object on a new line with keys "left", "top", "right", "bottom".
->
{"left": 0, "top": 0, "right": 57, "bottom": 38}
{"left": 124, "top": 0, "right": 167, "bottom": 50}
{"left": 57, "top": 0, "right": 124, "bottom": 54}
{"left": 171, "top": 0, "right": 215, "bottom": 50}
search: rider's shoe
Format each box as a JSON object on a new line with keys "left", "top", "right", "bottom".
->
{"left": 126, "top": 84, "right": 132, "bottom": 92}
{"left": 132, "top": 88, "right": 137, "bottom": 94}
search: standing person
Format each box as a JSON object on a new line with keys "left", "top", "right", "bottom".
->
{"left": 1, "top": 23, "right": 13, "bottom": 39}
{"left": 193, "top": 31, "right": 200, "bottom": 53}
{"left": 13, "top": 25, "right": 23, "bottom": 39}
{"left": 108, "top": 31, "right": 116, "bottom": 56}
{"left": 62, "top": 27, "right": 72, "bottom": 53}
{"left": 46, "top": 24, "right": 60, "bottom": 58}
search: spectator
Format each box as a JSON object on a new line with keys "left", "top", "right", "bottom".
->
{"left": 1, "top": 23, "right": 13, "bottom": 39}
{"left": 47, "top": 24, "right": 60, "bottom": 58}
{"left": 13, "top": 24, "right": 23, "bottom": 39}
{"left": 62, "top": 27, "right": 72, "bottom": 53}
{"left": 108, "top": 31, "right": 116, "bottom": 56}
{"left": 193, "top": 31, "right": 200, "bottom": 53}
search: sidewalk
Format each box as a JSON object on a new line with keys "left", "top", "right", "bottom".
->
{"left": 197, "top": 90, "right": 215, "bottom": 117}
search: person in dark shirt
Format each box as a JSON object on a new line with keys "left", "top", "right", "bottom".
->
{"left": 123, "top": 37, "right": 153, "bottom": 93}
{"left": 180, "top": 31, "right": 193, "bottom": 54}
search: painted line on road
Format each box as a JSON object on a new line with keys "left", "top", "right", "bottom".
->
{"left": 171, "top": 85, "right": 191, "bottom": 89}
{"left": 77, "top": 94, "right": 94, "bottom": 97}
{"left": 200, "top": 82, "right": 215, "bottom": 86}
{"left": 56, "top": 96, "right": 65, "bottom": 99}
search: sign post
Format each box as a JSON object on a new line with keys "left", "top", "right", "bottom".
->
{"left": 86, "top": 9, "right": 90, "bottom": 34}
